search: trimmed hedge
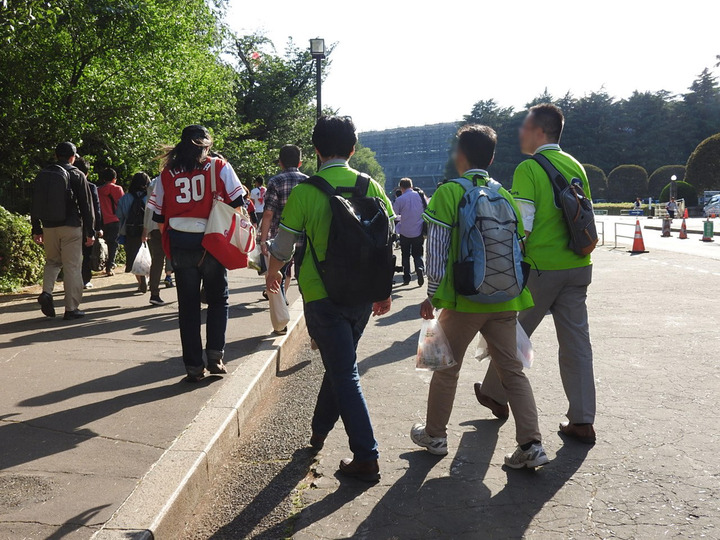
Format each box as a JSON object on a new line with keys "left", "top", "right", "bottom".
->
{"left": 648, "top": 165, "right": 685, "bottom": 199}
{"left": 660, "top": 181, "right": 698, "bottom": 207}
{"left": 686, "top": 133, "right": 720, "bottom": 192}
{"left": 607, "top": 164, "right": 648, "bottom": 202}
{"left": 0, "top": 206, "right": 45, "bottom": 292}
{"left": 583, "top": 164, "right": 607, "bottom": 199}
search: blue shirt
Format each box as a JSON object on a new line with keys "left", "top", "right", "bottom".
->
{"left": 393, "top": 189, "right": 426, "bottom": 238}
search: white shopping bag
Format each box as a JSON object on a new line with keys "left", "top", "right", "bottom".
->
{"left": 131, "top": 243, "right": 152, "bottom": 277}
{"left": 416, "top": 313, "right": 456, "bottom": 371}
{"left": 476, "top": 320, "right": 534, "bottom": 369}
{"left": 265, "top": 255, "right": 290, "bottom": 332}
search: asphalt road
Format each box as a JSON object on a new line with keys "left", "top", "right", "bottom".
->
{"left": 182, "top": 245, "right": 720, "bottom": 539}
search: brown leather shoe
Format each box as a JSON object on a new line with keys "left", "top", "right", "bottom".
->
{"left": 310, "top": 432, "right": 326, "bottom": 451}
{"left": 338, "top": 458, "right": 380, "bottom": 483}
{"left": 559, "top": 422, "right": 596, "bottom": 445}
{"left": 474, "top": 382, "right": 509, "bottom": 419}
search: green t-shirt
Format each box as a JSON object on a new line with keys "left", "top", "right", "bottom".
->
{"left": 423, "top": 169, "right": 534, "bottom": 314}
{"left": 511, "top": 146, "right": 592, "bottom": 270}
{"left": 279, "top": 161, "right": 395, "bottom": 303}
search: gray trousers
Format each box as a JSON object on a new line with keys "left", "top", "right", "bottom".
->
{"left": 481, "top": 265, "right": 596, "bottom": 424}
{"left": 42, "top": 226, "right": 83, "bottom": 312}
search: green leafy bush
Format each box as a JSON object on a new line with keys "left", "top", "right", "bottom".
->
{"left": 0, "top": 206, "right": 45, "bottom": 292}
{"left": 648, "top": 165, "right": 686, "bottom": 199}
{"left": 607, "top": 165, "right": 648, "bottom": 202}
{"left": 583, "top": 164, "right": 607, "bottom": 199}
{"left": 685, "top": 133, "right": 720, "bottom": 192}
{"left": 660, "top": 181, "right": 698, "bottom": 207}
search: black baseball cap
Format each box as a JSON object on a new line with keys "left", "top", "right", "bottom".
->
{"left": 55, "top": 141, "right": 78, "bottom": 159}
{"left": 181, "top": 125, "right": 211, "bottom": 143}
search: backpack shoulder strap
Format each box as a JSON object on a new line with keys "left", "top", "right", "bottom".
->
{"left": 303, "top": 175, "right": 338, "bottom": 198}
{"left": 531, "top": 154, "right": 569, "bottom": 195}
{"left": 448, "top": 177, "right": 475, "bottom": 192}
{"left": 354, "top": 173, "right": 371, "bottom": 197}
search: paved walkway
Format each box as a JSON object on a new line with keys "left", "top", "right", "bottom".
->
{"left": 285, "top": 247, "right": 719, "bottom": 539}
{"left": 0, "top": 267, "right": 297, "bottom": 539}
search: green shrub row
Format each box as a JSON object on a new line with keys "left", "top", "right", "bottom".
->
{"left": 0, "top": 206, "right": 45, "bottom": 293}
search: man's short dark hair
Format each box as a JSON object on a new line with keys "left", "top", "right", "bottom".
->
{"left": 456, "top": 125, "right": 497, "bottom": 170}
{"left": 312, "top": 116, "right": 357, "bottom": 159}
{"left": 528, "top": 103, "right": 565, "bottom": 143}
{"left": 74, "top": 156, "right": 89, "bottom": 175}
{"left": 399, "top": 178, "right": 413, "bottom": 189}
{"left": 254, "top": 176, "right": 264, "bottom": 186}
{"left": 55, "top": 141, "right": 77, "bottom": 160}
{"left": 279, "top": 145, "right": 302, "bottom": 168}
{"left": 98, "top": 168, "right": 117, "bottom": 184}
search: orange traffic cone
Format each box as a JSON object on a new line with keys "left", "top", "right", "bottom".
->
{"left": 630, "top": 219, "right": 648, "bottom": 254}
{"left": 683, "top": 208, "right": 689, "bottom": 219}
{"left": 679, "top": 218, "right": 688, "bottom": 239}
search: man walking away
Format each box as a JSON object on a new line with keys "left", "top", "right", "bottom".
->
{"left": 474, "top": 104, "right": 597, "bottom": 445}
{"left": 31, "top": 142, "right": 96, "bottom": 320}
{"left": 250, "top": 176, "right": 266, "bottom": 227}
{"left": 393, "top": 177, "right": 426, "bottom": 286}
{"left": 266, "top": 116, "right": 394, "bottom": 482}
{"left": 97, "top": 168, "right": 124, "bottom": 276}
{"left": 143, "top": 175, "right": 169, "bottom": 306}
{"left": 75, "top": 157, "right": 103, "bottom": 289}
{"left": 259, "top": 145, "right": 308, "bottom": 317}
{"left": 410, "top": 125, "right": 547, "bottom": 468}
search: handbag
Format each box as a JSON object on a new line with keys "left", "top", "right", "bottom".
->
{"left": 201, "top": 159, "right": 256, "bottom": 270}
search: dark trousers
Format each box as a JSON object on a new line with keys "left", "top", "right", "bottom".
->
{"left": 399, "top": 234, "right": 425, "bottom": 281}
{"left": 305, "top": 298, "right": 378, "bottom": 462}
{"left": 148, "top": 230, "right": 165, "bottom": 296}
{"left": 172, "top": 248, "right": 229, "bottom": 375}
{"left": 81, "top": 244, "right": 93, "bottom": 285}
{"left": 103, "top": 221, "right": 120, "bottom": 272}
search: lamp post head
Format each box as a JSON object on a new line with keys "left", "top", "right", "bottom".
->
{"left": 310, "top": 38, "right": 326, "bottom": 59}
{"left": 671, "top": 175, "right": 677, "bottom": 181}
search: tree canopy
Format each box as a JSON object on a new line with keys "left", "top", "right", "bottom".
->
{"left": 685, "top": 133, "right": 720, "bottom": 193}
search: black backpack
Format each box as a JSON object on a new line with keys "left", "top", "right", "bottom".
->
{"left": 532, "top": 154, "right": 598, "bottom": 256}
{"left": 32, "top": 164, "right": 74, "bottom": 223}
{"left": 412, "top": 187, "right": 428, "bottom": 236}
{"left": 124, "top": 193, "right": 146, "bottom": 238}
{"left": 304, "top": 174, "right": 396, "bottom": 306}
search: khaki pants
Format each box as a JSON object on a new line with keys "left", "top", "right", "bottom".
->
{"left": 481, "top": 266, "right": 595, "bottom": 424}
{"left": 426, "top": 309, "right": 541, "bottom": 445}
{"left": 42, "top": 226, "right": 84, "bottom": 312}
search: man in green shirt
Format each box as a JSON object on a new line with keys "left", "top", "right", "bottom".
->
{"left": 411, "top": 125, "right": 548, "bottom": 469}
{"left": 475, "top": 104, "right": 597, "bottom": 445}
{"left": 266, "top": 116, "right": 393, "bottom": 482}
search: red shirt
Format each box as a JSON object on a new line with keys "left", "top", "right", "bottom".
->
{"left": 97, "top": 182, "right": 124, "bottom": 225}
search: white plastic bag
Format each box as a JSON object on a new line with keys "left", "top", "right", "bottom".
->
{"left": 131, "top": 243, "right": 152, "bottom": 277}
{"left": 476, "top": 320, "right": 534, "bottom": 369}
{"left": 416, "top": 314, "right": 456, "bottom": 371}
{"left": 265, "top": 255, "right": 290, "bottom": 332}
{"left": 247, "top": 245, "right": 267, "bottom": 275}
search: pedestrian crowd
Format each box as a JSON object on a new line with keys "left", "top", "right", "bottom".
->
{"left": 30, "top": 104, "right": 596, "bottom": 482}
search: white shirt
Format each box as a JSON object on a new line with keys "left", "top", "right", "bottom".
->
{"left": 250, "top": 186, "right": 266, "bottom": 213}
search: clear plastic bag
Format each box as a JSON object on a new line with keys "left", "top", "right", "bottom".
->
{"left": 416, "top": 314, "right": 456, "bottom": 371}
{"left": 475, "top": 320, "right": 534, "bottom": 369}
{"left": 131, "top": 243, "right": 152, "bottom": 277}
{"left": 247, "top": 245, "right": 267, "bottom": 275}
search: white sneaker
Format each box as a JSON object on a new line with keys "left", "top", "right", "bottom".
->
{"left": 410, "top": 423, "right": 448, "bottom": 456}
{"left": 504, "top": 442, "right": 549, "bottom": 469}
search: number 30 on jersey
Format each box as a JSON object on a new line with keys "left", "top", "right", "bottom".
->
{"left": 175, "top": 174, "right": 206, "bottom": 203}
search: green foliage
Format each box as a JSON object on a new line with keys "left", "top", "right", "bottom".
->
{"left": 0, "top": 206, "right": 45, "bottom": 292}
{"left": 660, "top": 181, "right": 698, "bottom": 207}
{"left": 349, "top": 143, "right": 385, "bottom": 185}
{"left": 0, "top": 0, "right": 234, "bottom": 211}
{"left": 685, "top": 133, "right": 720, "bottom": 192}
{"left": 648, "top": 165, "right": 686, "bottom": 198}
{"left": 607, "top": 165, "right": 648, "bottom": 202}
{"left": 592, "top": 203, "right": 640, "bottom": 216}
{"left": 583, "top": 164, "right": 607, "bottom": 199}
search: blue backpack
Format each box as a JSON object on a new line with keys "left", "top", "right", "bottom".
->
{"left": 451, "top": 176, "right": 528, "bottom": 304}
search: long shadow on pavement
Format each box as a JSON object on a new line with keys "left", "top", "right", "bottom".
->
{"left": 44, "top": 504, "right": 112, "bottom": 540}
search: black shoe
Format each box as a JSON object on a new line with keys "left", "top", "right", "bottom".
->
{"left": 149, "top": 295, "right": 165, "bottom": 306}
{"left": 207, "top": 359, "right": 228, "bottom": 375}
{"left": 403, "top": 280, "right": 410, "bottom": 286}
{"left": 273, "top": 326, "right": 288, "bottom": 336}
{"left": 38, "top": 292, "right": 56, "bottom": 318}
{"left": 63, "top": 309, "right": 86, "bottom": 321}
{"left": 184, "top": 370, "right": 206, "bottom": 383}
{"left": 417, "top": 269, "right": 425, "bottom": 287}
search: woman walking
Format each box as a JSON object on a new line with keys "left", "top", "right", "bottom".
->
{"left": 116, "top": 172, "right": 151, "bottom": 293}
{"left": 147, "top": 125, "right": 245, "bottom": 382}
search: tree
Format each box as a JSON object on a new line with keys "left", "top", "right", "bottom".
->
{"left": 685, "top": 133, "right": 720, "bottom": 192}
{"left": 679, "top": 69, "right": 720, "bottom": 158}
{"left": 349, "top": 143, "right": 385, "bottom": 185}
{"left": 648, "top": 165, "right": 686, "bottom": 199}
{"left": 660, "top": 181, "right": 698, "bottom": 207}
{"left": 607, "top": 165, "right": 648, "bottom": 202}
{"left": 582, "top": 164, "right": 607, "bottom": 199}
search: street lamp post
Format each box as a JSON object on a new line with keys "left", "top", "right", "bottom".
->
{"left": 671, "top": 174, "right": 678, "bottom": 201}
{"left": 310, "top": 38, "right": 326, "bottom": 169}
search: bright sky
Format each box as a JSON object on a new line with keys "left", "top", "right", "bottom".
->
{"left": 225, "top": 0, "right": 720, "bottom": 132}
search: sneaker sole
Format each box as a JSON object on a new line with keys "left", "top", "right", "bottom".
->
{"left": 505, "top": 455, "right": 550, "bottom": 469}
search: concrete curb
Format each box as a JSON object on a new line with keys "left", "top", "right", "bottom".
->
{"left": 91, "top": 297, "right": 307, "bottom": 540}
{"left": 644, "top": 224, "right": 720, "bottom": 237}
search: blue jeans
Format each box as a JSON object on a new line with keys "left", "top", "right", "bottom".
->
{"left": 305, "top": 298, "right": 378, "bottom": 462}
{"left": 172, "top": 247, "right": 229, "bottom": 375}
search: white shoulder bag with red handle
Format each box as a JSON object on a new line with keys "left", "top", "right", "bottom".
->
{"left": 201, "top": 158, "right": 256, "bottom": 270}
